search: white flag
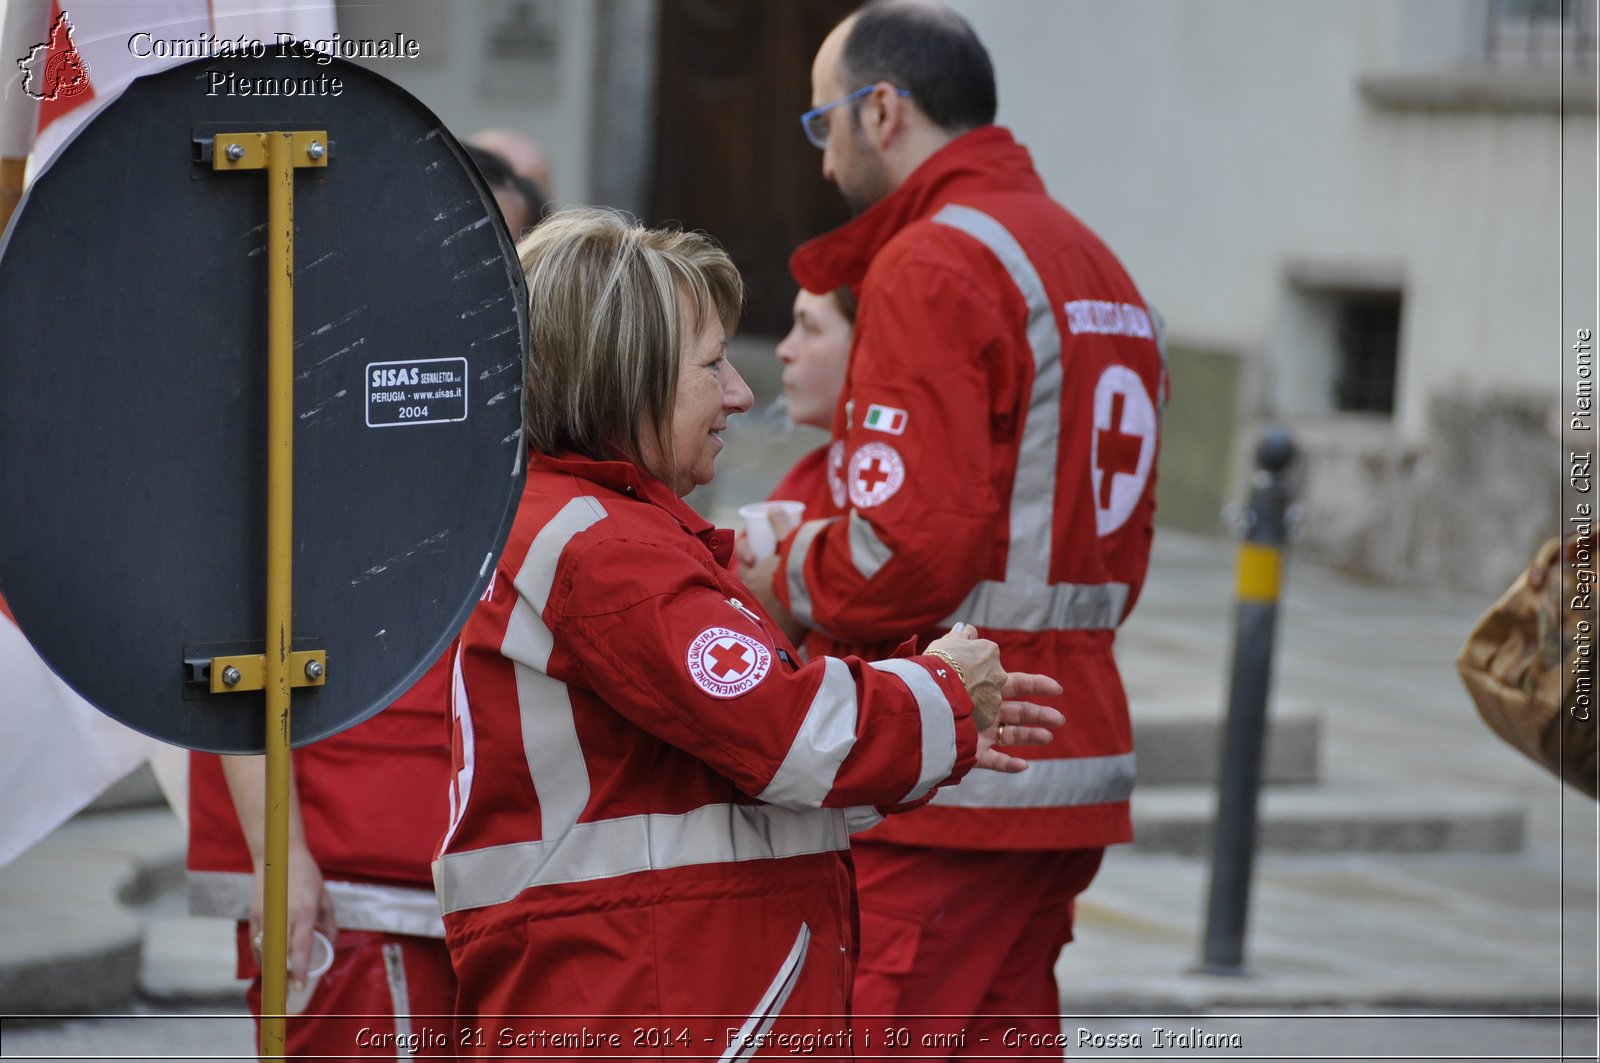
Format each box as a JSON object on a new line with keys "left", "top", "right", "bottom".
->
{"left": 4, "top": 0, "right": 337, "bottom": 172}
{"left": 0, "top": 604, "right": 171, "bottom": 867}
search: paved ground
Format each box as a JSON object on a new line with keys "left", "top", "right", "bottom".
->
{"left": 2, "top": 340, "right": 1597, "bottom": 1059}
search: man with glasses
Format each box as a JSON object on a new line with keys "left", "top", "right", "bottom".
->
{"left": 742, "top": 0, "right": 1167, "bottom": 1052}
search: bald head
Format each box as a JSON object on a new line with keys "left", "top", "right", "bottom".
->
{"left": 834, "top": 0, "right": 996, "bottom": 135}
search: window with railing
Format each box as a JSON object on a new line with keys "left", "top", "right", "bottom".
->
{"left": 1485, "top": 0, "right": 1597, "bottom": 68}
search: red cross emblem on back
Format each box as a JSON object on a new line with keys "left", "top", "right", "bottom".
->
{"left": 1095, "top": 393, "right": 1144, "bottom": 508}
{"left": 1090, "top": 366, "right": 1157, "bottom": 536}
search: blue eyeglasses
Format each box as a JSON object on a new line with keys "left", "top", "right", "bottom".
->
{"left": 800, "top": 84, "right": 912, "bottom": 149}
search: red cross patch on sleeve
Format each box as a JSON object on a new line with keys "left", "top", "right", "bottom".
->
{"left": 686, "top": 626, "right": 773, "bottom": 698}
{"left": 847, "top": 442, "right": 906, "bottom": 509}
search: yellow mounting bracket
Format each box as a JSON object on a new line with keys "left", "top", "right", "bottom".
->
{"left": 208, "top": 649, "right": 328, "bottom": 694}
{"left": 210, "top": 130, "right": 330, "bottom": 172}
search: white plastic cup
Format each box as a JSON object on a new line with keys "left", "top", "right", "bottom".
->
{"left": 738, "top": 500, "right": 806, "bottom": 561}
{"left": 284, "top": 930, "right": 335, "bottom": 1015}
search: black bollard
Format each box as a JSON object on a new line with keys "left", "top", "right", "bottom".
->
{"left": 1198, "top": 427, "right": 1296, "bottom": 976}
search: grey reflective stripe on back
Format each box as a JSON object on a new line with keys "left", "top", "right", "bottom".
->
{"left": 432, "top": 805, "right": 849, "bottom": 915}
{"left": 867, "top": 658, "right": 956, "bottom": 802}
{"left": 932, "top": 204, "right": 1062, "bottom": 587}
{"left": 846, "top": 509, "right": 894, "bottom": 580}
{"left": 502, "top": 495, "right": 608, "bottom": 840}
{"left": 187, "top": 871, "right": 446, "bottom": 938}
{"left": 931, "top": 203, "right": 1128, "bottom": 633}
{"left": 785, "top": 517, "right": 838, "bottom": 635}
{"left": 505, "top": 495, "right": 607, "bottom": 671}
{"left": 943, "top": 578, "right": 1131, "bottom": 633}
{"left": 757, "top": 657, "right": 859, "bottom": 808}
{"left": 929, "top": 752, "right": 1135, "bottom": 808}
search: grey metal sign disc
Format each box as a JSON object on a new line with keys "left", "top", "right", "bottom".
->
{"left": 0, "top": 54, "right": 526, "bottom": 752}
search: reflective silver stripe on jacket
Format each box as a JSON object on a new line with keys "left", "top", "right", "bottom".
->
{"left": 187, "top": 872, "right": 447, "bottom": 938}
{"left": 432, "top": 805, "right": 850, "bottom": 915}
{"left": 720, "top": 923, "right": 812, "bottom": 1063}
{"left": 846, "top": 509, "right": 894, "bottom": 580}
{"left": 867, "top": 659, "right": 956, "bottom": 802}
{"left": 441, "top": 642, "right": 473, "bottom": 852}
{"left": 382, "top": 943, "right": 415, "bottom": 1059}
{"left": 502, "top": 496, "right": 608, "bottom": 839}
{"left": 928, "top": 752, "right": 1136, "bottom": 809}
{"left": 757, "top": 657, "right": 859, "bottom": 808}
{"left": 843, "top": 805, "right": 885, "bottom": 834}
{"left": 785, "top": 517, "right": 838, "bottom": 635}
{"left": 932, "top": 203, "right": 1062, "bottom": 588}
{"left": 946, "top": 578, "right": 1131, "bottom": 633}
{"left": 931, "top": 203, "right": 1127, "bottom": 634}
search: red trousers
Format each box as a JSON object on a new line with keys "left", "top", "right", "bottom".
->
{"left": 850, "top": 842, "right": 1104, "bottom": 1060}
{"left": 238, "top": 926, "right": 458, "bottom": 1059}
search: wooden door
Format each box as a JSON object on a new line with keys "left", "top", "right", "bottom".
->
{"left": 649, "top": 0, "right": 857, "bottom": 337}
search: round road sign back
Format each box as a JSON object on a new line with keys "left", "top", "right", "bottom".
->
{"left": 0, "top": 55, "right": 526, "bottom": 753}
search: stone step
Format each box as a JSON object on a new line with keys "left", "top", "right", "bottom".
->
{"left": 1130, "top": 783, "right": 1526, "bottom": 856}
{"left": 0, "top": 813, "right": 156, "bottom": 1013}
{"left": 1131, "top": 696, "right": 1320, "bottom": 786}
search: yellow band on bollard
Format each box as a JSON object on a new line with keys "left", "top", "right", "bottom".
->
{"left": 1236, "top": 542, "right": 1282, "bottom": 603}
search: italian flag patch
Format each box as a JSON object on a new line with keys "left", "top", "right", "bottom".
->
{"left": 862, "top": 404, "right": 908, "bottom": 435}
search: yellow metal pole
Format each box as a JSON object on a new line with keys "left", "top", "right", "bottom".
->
{"left": 208, "top": 127, "right": 326, "bottom": 1060}
{"left": 259, "top": 129, "right": 296, "bottom": 1059}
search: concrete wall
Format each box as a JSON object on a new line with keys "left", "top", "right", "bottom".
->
{"left": 953, "top": 0, "right": 1591, "bottom": 590}
{"left": 335, "top": 0, "right": 601, "bottom": 206}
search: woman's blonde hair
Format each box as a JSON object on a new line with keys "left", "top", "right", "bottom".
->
{"left": 518, "top": 207, "right": 743, "bottom": 466}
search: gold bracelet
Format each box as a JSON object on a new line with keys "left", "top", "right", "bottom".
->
{"left": 926, "top": 648, "right": 966, "bottom": 685}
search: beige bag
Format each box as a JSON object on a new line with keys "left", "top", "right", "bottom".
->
{"left": 1456, "top": 535, "right": 1597, "bottom": 800}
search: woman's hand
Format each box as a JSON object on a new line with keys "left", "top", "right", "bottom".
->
{"left": 248, "top": 841, "right": 338, "bottom": 991}
{"left": 926, "top": 623, "right": 1065, "bottom": 773}
{"left": 976, "top": 672, "right": 1066, "bottom": 773}
{"left": 925, "top": 623, "right": 1006, "bottom": 731}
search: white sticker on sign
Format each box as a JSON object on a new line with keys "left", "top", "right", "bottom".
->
{"left": 366, "top": 357, "right": 470, "bottom": 428}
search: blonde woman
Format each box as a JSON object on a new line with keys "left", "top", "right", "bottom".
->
{"left": 433, "top": 208, "right": 1062, "bottom": 1051}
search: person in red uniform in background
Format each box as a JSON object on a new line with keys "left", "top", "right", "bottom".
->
{"left": 741, "top": 1, "right": 1169, "bottom": 1053}
{"left": 187, "top": 650, "right": 458, "bottom": 1058}
{"left": 434, "top": 207, "right": 1066, "bottom": 1057}
{"left": 766, "top": 287, "right": 856, "bottom": 516}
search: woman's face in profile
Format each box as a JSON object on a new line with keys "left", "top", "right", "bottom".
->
{"left": 776, "top": 290, "right": 852, "bottom": 431}
{"left": 643, "top": 313, "right": 754, "bottom": 496}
